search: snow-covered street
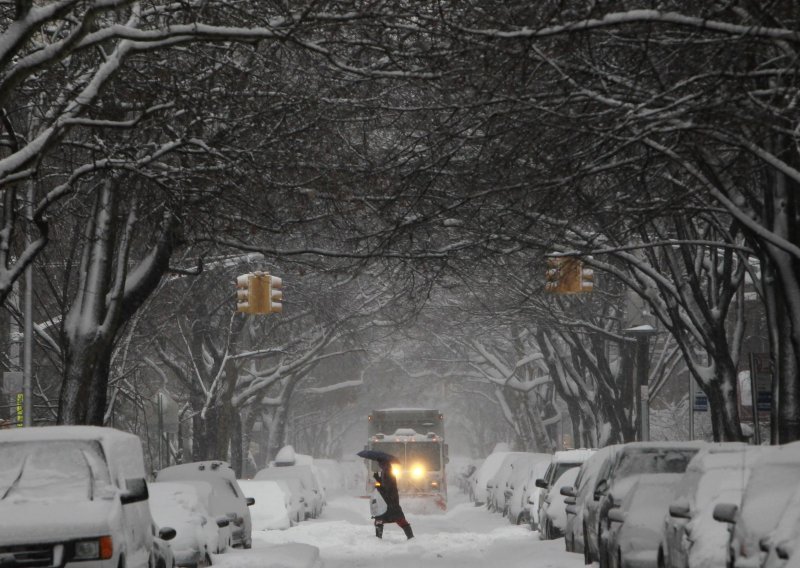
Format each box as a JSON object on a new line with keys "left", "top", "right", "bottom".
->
{"left": 212, "top": 491, "right": 584, "bottom": 568}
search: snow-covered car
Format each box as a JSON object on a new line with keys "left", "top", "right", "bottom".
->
{"left": 506, "top": 453, "right": 551, "bottom": 525}
{"left": 237, "top": 479, "right": 293, "bottom": 530}
{"left": 274, "top": 478, "right": 308, "bottom": 523}
{"left": 525, "top": 460, "right": 552, "bottom": 530}
{"left": 149, "top": 482, "right": 232, "bottom": 567}
{"left": 589, "top": 442, "right": 703, "bottom": 568}
{"left": 273, "top": 447, "right": 328, "bottom": 506}
{"left": 471, "top": 451, "right": 516, "bottom": 507}
{"left": 486, "top": 452, "right": 525, "bottom": 513}
{"left": 538, "top": 467, "right": 580, "bottom": 540}
{"left": 0, "top": 426, "right": 157, "bottom": 568}
{"left": 606, "top": 473, "right": 683, "bottom": 568}
{"left": 156, "top": 461, "right": 254, "bottom": 549}
{"left": 536, "top": 449, "right": 595, "bottom": 538}
{"left": 564, "top": 445, "right": 619, "bottom": 555}
{"left": 660, "top": 444, "right": 758, "bottom": 568}
{"left": 255, "top": 465, "right": 323, "bottom": 518}
{"left": 713, "top": 443, "right": 800, "bottom": 568}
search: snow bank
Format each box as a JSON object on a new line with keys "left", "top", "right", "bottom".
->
{"left": 211, "top": 542, "right": 321, "bottom": 568}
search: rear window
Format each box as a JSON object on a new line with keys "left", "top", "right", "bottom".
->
{"left": 615, "top": 449, "right": 697, "bottom": 479}
{"left": 0, "top": 440, "right": 112, "bottom": 502}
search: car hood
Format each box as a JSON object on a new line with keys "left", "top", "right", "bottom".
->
{"left": 0, "top": 500, "right": 117, "bottom": 545}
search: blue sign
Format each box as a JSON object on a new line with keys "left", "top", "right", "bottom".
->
{"left": 693, "top": 392, "right": 708, "bottom": 412}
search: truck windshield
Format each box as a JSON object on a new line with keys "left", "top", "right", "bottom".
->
{"left": 0, "top": 440, "right": 112, "bottom": 502}
{"left": 407, "top": 443, "right": 442, "bottom": 471}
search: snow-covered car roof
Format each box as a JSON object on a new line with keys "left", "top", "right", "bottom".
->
{"left": 157, "top": 461, "right": 237, "bottom": 482}
{"left": 552, "top": 449, "right": 596, "bottom": 463}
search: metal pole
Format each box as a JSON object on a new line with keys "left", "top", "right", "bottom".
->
{"left": 748, "top": 353, "right": 762, "bottom": 445}
{"left": 637, "top": 336, "right": 650, "bottom": 442}
{"left": 158, "top": 393, "right": 164, "bottom": 470}
{"left": 689, "top": 373, "right": 695, "bottom": 440}
{"left": 22, "top": 181, "right": 33, "bottom": 426}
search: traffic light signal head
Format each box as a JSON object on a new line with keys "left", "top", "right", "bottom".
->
{"left": 236, "top": 274, "right": 253, "bottom": 313}
{"left": 545, "top": 257, "right": 562, "bottom": 293}
{"left": 235, "top": 272, "right": 284, "bottom": 314}
{"left": 269, "top": 275, "right": 283, "bottom": 313}
{"left": 544, "top": 256, "right": 593, "bottom": 294}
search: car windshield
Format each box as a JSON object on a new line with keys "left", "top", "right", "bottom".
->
{"left": 615, "top": 449, "right": 697, "bottom": 479}
{"left": 0, "top": 440, "right": 112, "bottom": 502}
{"left": 554, "top": 462, "right": 581, "bottom": 483}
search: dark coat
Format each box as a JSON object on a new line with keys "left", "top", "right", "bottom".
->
{"left": 374, "top": 464, "right": 405, "bottom": 522}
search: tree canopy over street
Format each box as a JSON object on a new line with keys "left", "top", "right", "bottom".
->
{"left": 2, "top": 0, "right": 800, "bottom": 467}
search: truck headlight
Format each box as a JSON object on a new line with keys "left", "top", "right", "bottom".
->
{"left": 391, "top": 463, "right": 403, "bottom": 479}
{"left": 73, "top": 536, "right": 113, "bottom": 560}
{"left": 411, "top": 464, "right": 425, "bottom": 480}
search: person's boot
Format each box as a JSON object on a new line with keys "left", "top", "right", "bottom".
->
{"left": 375, "top": 523, "right": 383, "bottom": 539}
{"left": 402, "top": 524, "right": 414, "bottom": 540}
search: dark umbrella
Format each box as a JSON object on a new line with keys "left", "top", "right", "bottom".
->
{"left": 357, "top": 449, "right": 399, "bottom": 463}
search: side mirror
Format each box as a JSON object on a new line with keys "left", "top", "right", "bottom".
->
{"left": 158, "top": 527, "right": 177, "bottom": 541}
{"left": 608, "top": 509, "right": 626, "bottom": 524}
{"left": 527, "top": 495, "right": 536, "bottom": 505}
{"left": 777, "top": 544, "right": 792, "bottom": 560}
{"left": 712, "top": 503, "right": 738, "bottom": 524}
{"left": 121, "top": 478, "right": 149, "bottom": 505}
{"left": 216, "top": 516, "right": 230, "bottom": 528}
{"left": 669, "top": 501, "right": 691, "bottom": 520}
{"left": 299, "top": 497, "right": 306, "bottom": 503}
{"left": 535, "top": 479, "right": 548, "bottom": 489}
{"left": 560, "top": 486, "right": 576, "bottom": 498}
{"left": 564, "top": 496, "right": 576, "bottom": 506}
{"left": 246, "top": 497, "right": 255, "bottom": 506}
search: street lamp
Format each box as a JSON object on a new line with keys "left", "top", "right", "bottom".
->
{"left": 623, "top": 324, "right": 658, "bottom": 442}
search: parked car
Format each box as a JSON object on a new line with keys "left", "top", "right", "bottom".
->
{"left": 254, "top": 465, "right": 324, "bottom": 518}
{"left": 536, "top": 449, "right": 595, "bottom": 539}
{"left": 713, "top": 443, "right": 800, "bottom": 568}
{"left": 487, "top": 453, "right": 525, "bottom": 513}
{"left": 660, "top": 444, "right": 757, "bottom": 568}
{"left": 156, "top": 461, "right": 254, "bottom": 549}
{"left": 471, "top": 451, "right": 516, "bottom": 507}
{"left": 539, "top": 466, "right": 580, "bottom": 540}
{"left": 0, "top": 426, "right": 159, "bottom": 568}
{"left": 507, "top": 453, "right": 551, "bottom": 525}
{"left": 149, "top": 482, "right": 231, "bottom": 567}
{"left": 606, "top": 473, "right": 683, "bottom": 568}
{"left": 237, "top": 479, "right": 293, "bottom": 530}
{"left": 590, "top": 442, "right": 704, "bottom": 568}
{"left": 564, "top": 445, "right": 619, "bottom": 556}
{"left": 274, "top": 478, "right": 308, "bottom": 523}
{"left": 525, "top": 459, "right": 552, "bottom": 531}
{"left": 583, "top": 445, "right": 625, "bottom": 563}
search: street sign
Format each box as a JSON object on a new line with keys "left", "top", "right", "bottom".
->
{"left": 693, "top": 390, "right": 708, "bottom": 412}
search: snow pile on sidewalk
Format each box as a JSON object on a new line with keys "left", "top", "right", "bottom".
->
{"left": 211, "top": 543, "right": 321, "bottom": 568}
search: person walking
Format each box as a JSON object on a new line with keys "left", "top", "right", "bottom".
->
{"left": 372, "top": 460, "right": 414, "bottom": 540}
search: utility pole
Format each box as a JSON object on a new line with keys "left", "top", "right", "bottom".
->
{"left": 624, "top": 325, "right": 658, "bottom": 442}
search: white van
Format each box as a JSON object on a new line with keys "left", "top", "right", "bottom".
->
{"left": 0, "top": 426, "right": 166, "bottom": 568}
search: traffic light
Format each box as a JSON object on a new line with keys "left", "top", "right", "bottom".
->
{"left": 235, "top": 272, "right": 283, "bottom": 314}
{"left": 544, "top": 256, "right": 593, "bottom": 294}
{"left": 268, "top": 275, "right": 283, "bottom": 313}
